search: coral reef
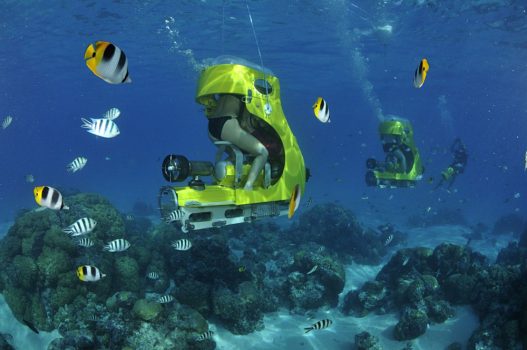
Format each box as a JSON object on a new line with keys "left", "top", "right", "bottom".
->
{"left": 289, "top": 203, "right": 394, "bottom": 264}
{"left": 133, "top": 299, "right": 162, "bottom": 321}
{"left": 212, "top": 282, "right": 265, "bottom": 334}
{"left": 1, "top": 196, "right": 457, "bottom": 348}
{"left": 343, "top": 242, "right": 527, "bottom": 347}
{"left": 393, "top": 308, "right": 428, "bottom": 341}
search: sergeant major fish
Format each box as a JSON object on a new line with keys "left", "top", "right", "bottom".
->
{"left": 165, "top": 209, "right": 184, "bottom": 223}
{"left": 1, "top": 115, "right": 12, "bottom": 130}
{"left": 103, "top": 238, "right": 130, "bottom": 252}
{"left": 103, "top": 107, "right": 121, "bottom": 120}
{"left": 147, "top": 272, "right": 160, "bottom": 280}
{"left": 67, "top": 157, "right": 88, "bottom": 173}
{"left": 304, "top": 319, "right": 333, "bottom": 333}
{"left": 81, "top": 118, "right": 120, "bottom": 138}
{"left": 84, "top": 41, "right": 131, "bottom": 84}
{"left": 195, "top": 331, "right": 214, "bottom": 342}
{"left": 77, "top": 238, "right": 94, "bottom": 248}
{"left": 172, "top": 239, "right": 192, "bottom": 251}
{"left": 157, "top": 295, "right": 174, "bottom": 304}
{"left": 63, "top": 217, "right": 97, "bottom": 236}
{"left": 34, "top": 186, "right": 69, "bottom": 210}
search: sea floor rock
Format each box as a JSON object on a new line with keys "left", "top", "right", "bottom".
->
{"left": 133, "top": 299, "right": 163, "bottom": 322}
{"left": 393, "top": 309, "right": 429, "bottom": 341}
{"left": 355, "top": 331, "right": 382, "bottom": 350}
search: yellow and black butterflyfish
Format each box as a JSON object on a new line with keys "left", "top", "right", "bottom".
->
{"left": 413, "top": 58, "right": 429, "bottom": 88}
{"left": 84, "top": 41, "right": 131, "bottom": 84}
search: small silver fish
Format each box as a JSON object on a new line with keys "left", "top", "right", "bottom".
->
{"left": 147, "top": 272, "right": 160, "bottom": 280}
{"left": 63, "top": 217, "right": 97, "bottom": 236}
{"left": 1, "top": 115, "right": 12, "bottom": 129}
{"left": 67, "top": 157, "right": 88, "bottom": 173}
{"left": 125, "top": 214, "right": 134, "bottom": 221}
{"left": 25, "top": 174, "right": 35, "bottom": 183}
{"left": 103, "top": 238, "right": 130, "bottom": 252}
{"left": 304, "top": 319, "right": 332, "bottom": 333}
{"left": 195, "top": 330, "right": 214, "bottom": 342}
{"left": 306, "top": 265, "right": 318, "bottom": 275}
{"left": 77, "top": 238, "right": 94, "bottom": 248}
{"left": 157, "top": 295, "right": 174, "bottom": 304}
{"left": 384, "top": 234, "right": 394, "bottom": 246}
{"left": 172, "top": 239, "right": 192, "bottom": 251}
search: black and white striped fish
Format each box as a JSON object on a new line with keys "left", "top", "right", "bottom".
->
{"left": 81, "top": 118, "right": 120, "bottom": 138}
{"left": 171, "top": 239, "right": 192, "bottom": 251}
{"left": 165, "top": 209, "right": 184, "bottom": 223}
{"left": 77, "top": 238, "right": 94, "bottom": 248}
{"left": 103, "top": 238, "right": 130, "bottom": 252}
{"left": 157, "top": 295, "right": 174, "bottom": 304}
{"left": 34, "top": 186, "right": 69, "bottom": 210}
{"left": 147, "top": 272, "right": 160, "bottom": 280}
{"left": 2, "top": 115, "right": 12, "bottom": 129}
{"left": 304, "top": 319, "right": 333, "bottom": 333}
{"left": 103, "top": 107, "right": 120, "bottom": 120}
{"left": 84, "top": 41, "right": 131, "bottom": 84}
{"left": 86, "top": 315, "right": 99, "bottom": 322}
{"left": 63, "top": 217, "right": 97, "bottom": 236}
{"left": 67, "top": 157, "right": 88, "bottom": 173}
{"left": 195, "top": 331, "right": 214, "bottom": 342}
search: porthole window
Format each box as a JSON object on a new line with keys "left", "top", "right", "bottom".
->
{"left": 254, "top": 79, "right": 273, "bottom": 95}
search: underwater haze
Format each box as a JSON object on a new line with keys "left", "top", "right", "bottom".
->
{"left": 0, "top": 1, "right": 527, "bottom": 350}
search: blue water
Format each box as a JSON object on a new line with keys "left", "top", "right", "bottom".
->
{"left": 0, "top": 1, "right": 525, "bottom": 226}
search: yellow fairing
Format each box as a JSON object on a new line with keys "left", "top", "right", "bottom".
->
{"left": 174, "top": 62, "right": 306, "bottom": 207}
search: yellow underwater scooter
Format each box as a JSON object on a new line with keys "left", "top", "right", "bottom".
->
{"left": 365, "top": 116, "right": 424, "bottom": 188}
{"left": 159, "top": 57, "right": 307, "bottom": 232}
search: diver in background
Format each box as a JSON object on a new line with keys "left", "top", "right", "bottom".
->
{"left": 434, "top": 138, "right": 468, "bottom": 189}
{"left": 207, "top": 94, "right": 269, "bottom": 190}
